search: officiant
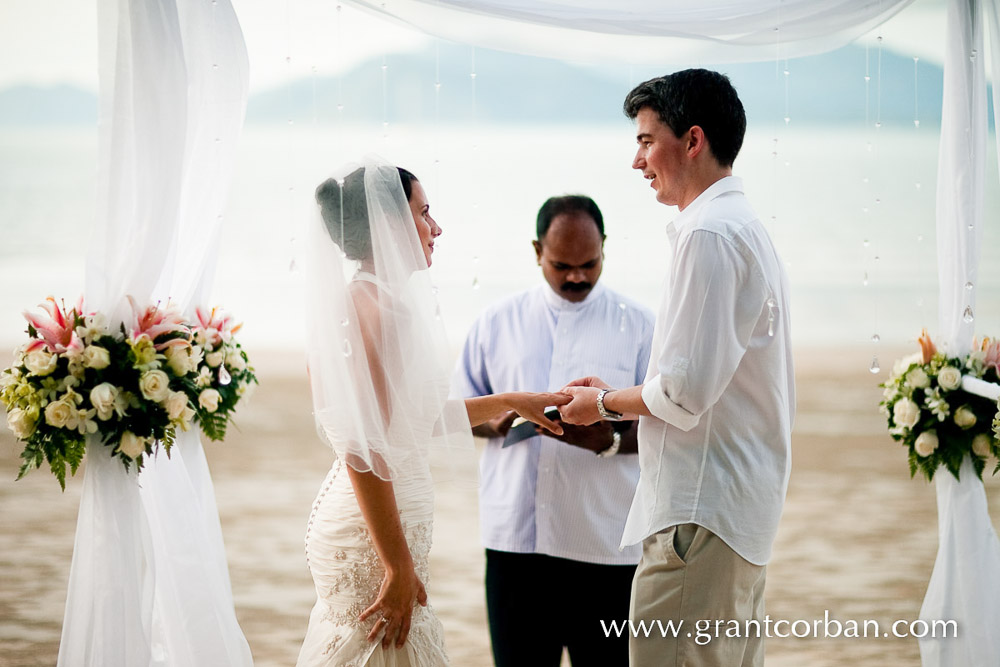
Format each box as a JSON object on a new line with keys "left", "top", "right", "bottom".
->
{"left": 452, "top": 195, "right": 654, "bottom": 667}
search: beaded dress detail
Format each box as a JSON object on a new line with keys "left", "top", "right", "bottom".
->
{"left": 296, "top": 457, "right": 447, "bottom": 666}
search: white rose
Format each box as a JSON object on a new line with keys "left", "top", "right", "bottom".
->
{"left": 24, "top": 349, "right": 58, "bottom": 376}
{"left": 164, "top": 390, "right": 189, "bottom": 421}
{"left": 893, "top": 398, "right": 921, "bottom": 429}
{"left": 905, "top": 367, "right": 930, "bottom": 389}
{"left": 205, "top": 350, "right": 224, "bottom": 368}
{"left": 89, "top": 383, "right": 119, "bottom": 421}
{"left": 83, "top": 345, "right": 111, "bottom": 370}
{"left": 225, "top": 350, "right": 246, "bottom": 371}
{"left": 139, "top": 370, "right": 171, "bottom": 402}
{"left": 953, "top": 405, "right": 977, "bottom": 430}
{"left": 972, "top": 434, "right": 992, "bottom": 458}
{"left": 914, "top": 430, "right": 939, "bottom": 457}
{"left": 938, "top": 366, "right": 962, "bottom": 391}
{"left": 178, "top": 405, "right": 197, "bottom": 430}
{"left": 6, "top": 407, "right": 37, "bottom": 439}
{"left": 119, "top": 431, "right": 147, "bottom": 459}
{"left": 44, "top": 398, "right": 75, "bottom": 429}
{"left": 165, "top": 346, "right": 194, "bottom": 376}
{"left": 198, "top": 388, "right": 221, "bottom": 413}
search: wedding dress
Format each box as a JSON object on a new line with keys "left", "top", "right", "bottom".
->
{"left": 297, "top": 158, "right": 474, "bottom": 666}
{"left": 297, "top": 457, "right": 447, "bottom": 666}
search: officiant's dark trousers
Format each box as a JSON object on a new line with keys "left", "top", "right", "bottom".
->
{"left": 485, "top": 549, "right": 636, "bottom": 667}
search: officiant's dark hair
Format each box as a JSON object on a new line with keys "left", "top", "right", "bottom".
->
{"left": 316, "top": 166, "right": 420, "bottom": 260}
{"left": 536, "top": 195, "right": 605, "bottom": 241}
{"left": 623, "top": 69, "right": 745, "bottom": 167}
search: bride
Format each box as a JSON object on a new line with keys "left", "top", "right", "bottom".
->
{"left": 298, "top": 157, "right": 567, "bottom": 666}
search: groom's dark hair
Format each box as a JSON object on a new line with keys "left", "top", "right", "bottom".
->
{"left": 623, "top": 69, "right": 746, "bottom": 167}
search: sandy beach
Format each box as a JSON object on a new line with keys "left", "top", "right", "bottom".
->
{"left": 2, "top": 344, "right": 1000, "bottom": 666}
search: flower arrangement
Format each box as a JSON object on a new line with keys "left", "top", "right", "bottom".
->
{"left": 880, "top": 330, "right": 1000, "bottom": 482}
{"left": 0, "top": 297, "right": 257, "bottom": 489}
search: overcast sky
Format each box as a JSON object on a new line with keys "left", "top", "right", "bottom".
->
{"left": 0, "top": 0, "right": 957, "bottom": 93}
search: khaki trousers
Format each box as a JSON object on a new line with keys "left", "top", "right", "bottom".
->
{"left": 629, "top": 524, "right": 766, "bottom": 667}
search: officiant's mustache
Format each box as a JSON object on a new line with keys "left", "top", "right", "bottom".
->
{"left": 561, "top": 281, "right": 593, "bottom": 293}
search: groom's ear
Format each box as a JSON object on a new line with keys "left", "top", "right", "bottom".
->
{"left": 532, "top": 239, "right": 543, "bottom": 264}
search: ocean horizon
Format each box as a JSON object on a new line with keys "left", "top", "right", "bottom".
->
{"left": 1, "top": 122, "right": 998, "bottom": 366}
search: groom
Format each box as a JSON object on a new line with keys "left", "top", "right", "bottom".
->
{"left": 558, "top": 69, "right": 795, "bottom": 666}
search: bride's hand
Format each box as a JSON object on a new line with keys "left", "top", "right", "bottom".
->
{"left": 360, "top": 563, "right": 428, "bottom": 648}
{"left": 506, "top": 391, "right": 571, "bottom": 435}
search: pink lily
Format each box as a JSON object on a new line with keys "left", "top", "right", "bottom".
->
{"left": 981, "top": 337, "right": 1000, "bottom": 374}
{"left": 194, "top": 306, "right": 242, "bottom": 347}
{"left": 127, "top": 296, "right": 190, "bottom": 350}
{"left": 22, "top": 296, "right": 84, "bottom": 353}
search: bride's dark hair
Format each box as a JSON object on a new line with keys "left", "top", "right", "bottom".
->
{"left": 316, "top": 166, "right": 418, "bottom": 260}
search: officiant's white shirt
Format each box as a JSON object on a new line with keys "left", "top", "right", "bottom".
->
{"left": 453, "top": 282, "right": 654, "bottom": 565}
{"left": 624, "top": 176, "right": 795, "bottom": 566}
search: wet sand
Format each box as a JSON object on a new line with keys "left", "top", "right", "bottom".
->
{"left": 2, "top": 345, "right": 1000, "bottom": 666}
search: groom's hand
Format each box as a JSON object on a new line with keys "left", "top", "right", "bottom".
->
{"left": 557, "top": 386, "right": 603, "bottom": 425}
{"left": 562, "top": 375, "right": 612, "bottom": 391}
{"left": 536, "top": 419, "right": 615, "bottom": 453}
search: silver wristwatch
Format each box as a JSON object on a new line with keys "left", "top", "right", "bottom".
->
{"left": 597, "top": 429, "right": 622, "bottom": 458}
{"left": 596, "top": 388, "right": 624, "bottom": 421}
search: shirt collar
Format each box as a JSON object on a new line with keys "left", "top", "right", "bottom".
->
{"left": 665, "top": 175, "right": 744, "bottom": 244}
{"left": 542, "top": 280, "right": 606, "bottom": 312}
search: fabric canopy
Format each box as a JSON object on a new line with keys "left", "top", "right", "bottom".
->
{"left": 348, "top": 0, "right": 914, "bottom": 63}
{"left": 341, "top": 2, "right": 1000, "bottom": 667}
{"left": 61, "top": 0, "right": 253, "bottom": 665}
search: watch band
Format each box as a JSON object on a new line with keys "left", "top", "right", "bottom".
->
{"left": 596, "top": 388, "right": 624, "bottom": 421}
{"left": 597, "top": 430, "right": 622, "bottom": 457}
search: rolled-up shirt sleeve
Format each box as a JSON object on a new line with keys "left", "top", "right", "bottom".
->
{"left": 641, "top": 228, "right": 767, "bottom": 431}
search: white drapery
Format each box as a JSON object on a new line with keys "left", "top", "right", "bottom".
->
{"left": 920, "top": 1, "right": 1000, "bottom": 665}
{"left": 60, "top": 1, "right": 252, "bottom": 665}
{"left": 348, "top": 0, "right": 914, "bottom": 63}
{"left": 340, "top": 1, "right": 1000, "bottom": 666}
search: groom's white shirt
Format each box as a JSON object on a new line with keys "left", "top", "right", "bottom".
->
{"left": 453, "top": 281, "right": 654, "bottom": 565}
{"left": 623, "top": 176, "right": 795, "bottom": 566}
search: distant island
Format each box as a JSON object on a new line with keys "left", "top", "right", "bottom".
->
{"left": 0, "top": 41, "right": 951, "bottom": 127}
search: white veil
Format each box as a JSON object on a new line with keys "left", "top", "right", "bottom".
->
{"left": 305, "top": 156, "right": 475, "bottom": 481}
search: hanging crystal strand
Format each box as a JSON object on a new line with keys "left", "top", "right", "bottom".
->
{"left": 285, "top": 0, "right": 298, "bottom": 274}
{"left": 470, "top": 47, "right": 481, "bottom": 292}
{"left": 336, "top": 5, "right": 345, "bottom": 117}
{"left": 381, "top": 54, "right": 390, "bottom": 141}
{"left": 768, "top": 9, "right": 783, "bottom": 237}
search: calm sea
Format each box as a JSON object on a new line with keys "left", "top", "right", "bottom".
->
{"left": 1, "top": 123, "right": 998, "bottom": 364}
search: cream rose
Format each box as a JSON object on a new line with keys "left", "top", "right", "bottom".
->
{"left": 83, "top": 345, "right": 111, "bottom": 370}
{"left": 198, "top": 388, "right": 221, "bottom": 413}
{"left": 205, "top": 350, "right": 224, "bottom": 368}
{"left": 893, "top": 398, "right": 921, "bottom": 430}
{"left": 89, "top": 383, "right": 119, "bottom": 421}
{"left": 972, "top": 434, "right": 992, "bottom": 458}
{"left": 24, "top": 349, "right": 58, "bottom": 376}
{"left": 953, "top": 405, "right": 977, "bottom": 430}
{"left": 164, "top": 390, "right": 189, "bottom": 421}
{"left": 119, "top": 431, "right": 147, "bottom": 459}
{"left": 938, "top": 366, "right": 962, "bottom": 391}
{"left": 6, "top": 407, "right": 37, "bottom": 439}
{"left": 44, "top": 398, "right": 76, "bottom": 429}
{"left": 225, "top": 350, "right": 246, "bottom": 371}
{"left": 165, "top": 346, "right": 194, "bottom": 376}
{"left": 905, "top": 367, "right": 930, "bottom": 389}
{"left": 914, "top": 430, "right": 939, "bottom": 457}
{"left": 139, "top": 370, "right": 171, "bottom": 402}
